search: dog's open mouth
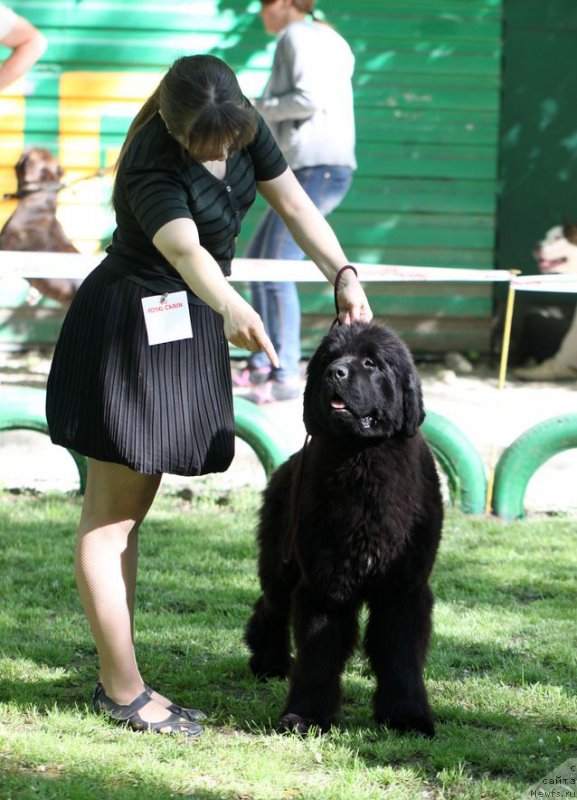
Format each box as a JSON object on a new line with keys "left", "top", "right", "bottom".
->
{"left": 330, "top": 396, "right": 375, "bottom": 429}
{"left": 538, "top": 256, "right": 568, "bottom": 272}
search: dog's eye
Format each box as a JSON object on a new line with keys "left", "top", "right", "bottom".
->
{"left": 363, "top": 358, "right": 376, "bottom": 369}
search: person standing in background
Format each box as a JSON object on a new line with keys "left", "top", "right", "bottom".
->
{"left": 0, "top": 3, "right": 47, "bottom": 91}
{"left": 236, "top": 0, "right": 357, "bottom": 404}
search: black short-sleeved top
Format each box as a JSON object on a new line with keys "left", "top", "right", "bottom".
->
{"left": 102, "top": 109, "right": 288, "bottom": 296}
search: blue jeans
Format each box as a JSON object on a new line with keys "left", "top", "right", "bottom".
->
{"left": 246, "top": 165, "right": 353, "bottom": 382}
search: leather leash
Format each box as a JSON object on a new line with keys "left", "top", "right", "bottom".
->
{"left": 281, "top": 263, "right": 358, "bottom": 564}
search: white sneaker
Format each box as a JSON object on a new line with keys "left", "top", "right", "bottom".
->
{"left": 513, "top": 357, "right": 577, "bottom": 381}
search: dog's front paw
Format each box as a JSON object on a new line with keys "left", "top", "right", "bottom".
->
{"left": 249, "top": 654, "right": 291, "bottom": 681}
{"left": 278, "top": 710, "right": 330, "bottom": 736}
{"left": 278, "top": 712, "right": 313, "bottom": 736}
{"left": 375, "top": 708, "right": 435, "bottom": 738}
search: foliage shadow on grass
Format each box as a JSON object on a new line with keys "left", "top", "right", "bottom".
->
{"left": 0, "top": 767, "right": 231, "bottom": 800}
{"left": 2, "top": 494, "right": 576, "bottom": 798}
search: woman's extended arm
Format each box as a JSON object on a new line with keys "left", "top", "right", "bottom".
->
{"left": 0, "top": 13, "right": 47, "bottom": 91}
{"left": 152, "top": 218, "right": 279, "bottom": 366}
{"left": 257, "top": 168, "right": 373, "bottom": 324}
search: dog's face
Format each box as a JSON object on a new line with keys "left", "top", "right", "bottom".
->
{"left": 534, "top": 224, "right": 577, "bottom": 275}
{"left": 303, "top": 321, "right": 425, "bottom": 440}
{"left": 15, "top": 147, "right": 63, "bottom": 190}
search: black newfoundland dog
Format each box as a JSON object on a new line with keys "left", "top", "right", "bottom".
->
{"left": 245, "top": 321, "right": 444, "bottom": 737}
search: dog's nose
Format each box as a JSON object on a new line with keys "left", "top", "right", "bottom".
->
{"left": 327, "top": 360, "right": 350, "bottom": 381}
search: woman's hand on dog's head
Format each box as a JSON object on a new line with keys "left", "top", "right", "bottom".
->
{"left": 335, "top": 272, "right": 373, "bottom": 325}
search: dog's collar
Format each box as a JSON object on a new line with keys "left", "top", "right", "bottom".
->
{"left": 3, "top": 166, "right": 113, "bottom": 202}
{"left": 3, "top": 181, "right": 67, "bottom": 200}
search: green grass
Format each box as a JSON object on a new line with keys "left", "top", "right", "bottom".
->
{"left": 0, "top": 488, "right": 576, "bottom": 800}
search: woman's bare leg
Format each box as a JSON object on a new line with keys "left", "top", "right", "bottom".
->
{"left": 76, "top": 457, "right": 176, "bottom": 724}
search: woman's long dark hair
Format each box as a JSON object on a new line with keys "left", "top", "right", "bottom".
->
{"left": 113, "top": 55, "right": 257, "bottom": 201}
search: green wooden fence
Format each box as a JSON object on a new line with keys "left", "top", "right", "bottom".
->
{"left": 0, "top": 0, "right": 504, "bottom": 355}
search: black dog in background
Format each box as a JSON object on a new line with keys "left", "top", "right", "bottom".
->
{"left": 493, "top": 223, "right": 577, "bottom": 366}
{"left": 245, "top": 321, "right": 443, "bottom": 737}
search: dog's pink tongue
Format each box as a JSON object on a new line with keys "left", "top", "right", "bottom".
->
{"left": 331, "top": 399, "right": 346, "bottom": 409}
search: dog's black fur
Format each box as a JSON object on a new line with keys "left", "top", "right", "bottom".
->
{"left": 245, "top": 321, "right": 443, "bottom": 737}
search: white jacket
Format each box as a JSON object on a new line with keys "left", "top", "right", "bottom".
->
{"left": 253, "top": 20, "right": 357, "bottom": 171}
{"left": 0, "top": 3, "right": 17, "bottom": 39}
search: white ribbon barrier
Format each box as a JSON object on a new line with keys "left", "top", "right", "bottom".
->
{"left": 0, "top": 250, "right": 513, "bottom": 284}
{"left": 0, "top": 251, "right": 99, "bottom": 281}
{"left": 232, "top": 261, "right": 513, "bottom": 284}
{"left": 0, "top": 250, "right": 576, "bottom": 292}
{"left": 510, "top": 274, "right": 577, "bottom": 293}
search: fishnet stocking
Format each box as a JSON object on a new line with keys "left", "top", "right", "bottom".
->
{"left": 75, "top": 459, "right": 177, "bottom": 724}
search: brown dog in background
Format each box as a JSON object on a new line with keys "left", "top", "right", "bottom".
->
{"left": 0, "top": 147, "right": 82, "bottom": 305}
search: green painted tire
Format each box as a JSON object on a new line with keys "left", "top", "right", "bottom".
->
{"left": 0, "top": 389, "right": 293, "bottom": 494}
{"left": 0, "top": 386, "right": 87, "bottom": 493}
{"left": 492, "top": 413, "right": 577, "bottom": 520}
{"left": 0, "top": 389, "right": 488, "bottom": 510}
{"left": 422, "top": 409, "right": 487, "bottom": 514}
{"left": 233, "top": 395, "right": 294, "bottom": 477}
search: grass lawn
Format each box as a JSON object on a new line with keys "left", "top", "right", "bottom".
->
{"left": 0, "top": 487, "right": 575, "bottom": 800}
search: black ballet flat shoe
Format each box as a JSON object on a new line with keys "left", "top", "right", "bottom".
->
{"left": 144, "top": 683, "right": 207, "bottom": 722}
{"left": 92, "top": 683, "right": 203, "bottom": 737}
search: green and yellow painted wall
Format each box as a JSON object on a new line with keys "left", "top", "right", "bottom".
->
{"left": 1, "top": 0, "right": 574, "bottom": 355}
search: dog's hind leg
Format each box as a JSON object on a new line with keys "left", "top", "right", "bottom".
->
{"left": 280, "top": 585, "right": 360, "bottom": 734}
{"left": 245, "top": 586, "right": 294, "bottom": 681}
{"left": 365, "top": 584, "right": 435, "bottom": 737}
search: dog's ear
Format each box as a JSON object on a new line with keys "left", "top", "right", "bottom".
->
{"left": 564, "top": 224, "right": 577, "bottom": 246}
{"left": 303, "top": 371, "right": 324, "bottom": 435}
{"left": 15, "top": 149, "right": 31, "bottom": 178}
{"left": 401, "top": 369, "right": 425, "bottom": 437}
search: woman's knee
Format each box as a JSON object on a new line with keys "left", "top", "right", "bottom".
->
{"left": 83, "top": 459, "right": 161, "bottom": 523}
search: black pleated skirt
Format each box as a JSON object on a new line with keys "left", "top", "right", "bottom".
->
{"left": 46, "top": 264, "right": 235, "bottom": 476}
